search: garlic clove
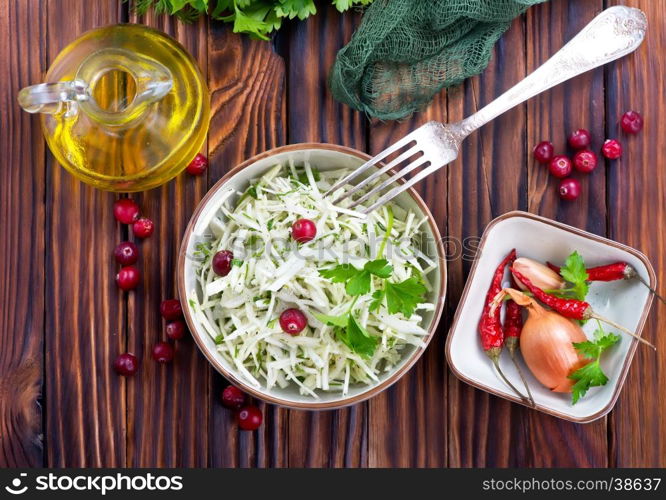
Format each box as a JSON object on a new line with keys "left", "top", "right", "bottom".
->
{"left": 512, "top": 257, "right": 566, "bottom": 291}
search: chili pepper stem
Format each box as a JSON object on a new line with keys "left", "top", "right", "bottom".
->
{"left": 487, "top": 351, "right": 531, "bottom": 405}
{"left": 508, "top": 349, "right": 536, "bottom": 408}
{"left": 589, "top": 313, "right": 656, "bottom": 351}
{"left": 633, "top": 273, "right": 666, "bottom": 306}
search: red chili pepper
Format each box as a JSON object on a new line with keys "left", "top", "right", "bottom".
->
{"left": 502, "top": 274, "right": 535, "bottom": 406}
{"left": 504, "top": 285, "right": 523, "bottom": 353}
{"left": 546, "top": 261, "right": 632, "bottom": 281}
{"left": 513, "top": 269, "right": 589, "bottom": 319}
{"left": 547, "top": 261, "right": 665, "bottom": 304}
{"left": 478, "top": 250, "right": 532, "bottom": 404}
{"left": 479, "top": 249, "right": 516, "bottom": 353}
{"left": 512, "top": 269, "right": 655, "bottom": 350}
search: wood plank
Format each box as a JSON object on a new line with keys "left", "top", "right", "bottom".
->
{"left": 207, "top": 22, "right": 288, "bottom": 468}
{"left": 0, "top": 0, "right": 46, "bottom": 468}
{"left": 44, "top": 0, "right": 126, "bottom": 467}
{"left": 606, "top": 0, "right": 666, "bottom": 467}
{"left": 524, "top": 0, "right": 608, "bottom": 466}
{"left": 366, "top": 97, "right": 449, "bottom": 467}
{"left": 125, "top": 10, "right": 210, "bottom": 467}
{"left": 445, "top": 15, "right": 529, "bottom": 467}
{"left": 286, "top": 5, "right": 368, "bottom": 468}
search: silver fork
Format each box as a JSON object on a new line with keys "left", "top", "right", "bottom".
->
{"left": 325, "top": 6, "right": 647, "bottom": 214}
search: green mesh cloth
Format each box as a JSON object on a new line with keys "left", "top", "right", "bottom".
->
{"left": 330, "top": 0, "right": 546, "bottom": 120}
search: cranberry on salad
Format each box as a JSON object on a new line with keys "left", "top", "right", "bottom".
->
{"left": 212, "top": 250, "right": 234, "bottom": 277}
{"left": 291, "top": 218, "right": 317, "bottom": 243}
{"left": 279, "top": 308, "right": 308, "bottom": 335}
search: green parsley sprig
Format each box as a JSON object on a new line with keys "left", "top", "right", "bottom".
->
{"left": 315, "top": 206, "right": 427, "bottom": 358}
{"left": 558, "top": 251, "right": 590, "bottom": 301}
{"left": 568, "top": 322, "right": 620, "bottom": 404}
{"left": 129, "top": 0, "right": 374, "bottom": 40}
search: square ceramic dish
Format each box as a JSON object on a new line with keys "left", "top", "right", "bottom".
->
{"left": 446, "top": 211, "right": 656, "bottom": 423}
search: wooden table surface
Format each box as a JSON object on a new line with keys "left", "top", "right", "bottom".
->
{"left": 2, "top": 0, "right": 665, "bottom": 468}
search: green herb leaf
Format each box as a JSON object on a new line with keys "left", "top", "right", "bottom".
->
{"left": 364, "top": 258, "right": 393, "bottom": 278}
{"left": 275, "top": 0, "right": 317, "bottom": 20}
{"left": 559, "top": 251, "right": 590, "bottom": 301}
{"left": 214, "top": 333, "right": 224, "bottom": 345}
{"left": 335, "top": 315, "right": 377, "bottom": 358}
{"left": 319, "top": 259, "right": 393, "bottom": 297}
{"left": 384, "top": 277, "right": 427, "bottom": 318}
{"left": 130, "top": 1, "right": 373, "bottom": 38}
{"left": 569, "top": 326, "right": 620, "bottom": 404}
{"left": 231, "top": 258, "right": 244, "bottom": 267}
{"left": 319, "top": 263, "right": 359, "bottom": 283}
{"left": 369, "top": 289, "right": 385, "bottom": 312}
{"left": 313, "top": 312, "right": 348, "bottom": 328}
{"left": 346, "top": 271, "right": 371, "bottom": 296}
{"left": 333, "top": 0, "right": 373, "bottom": 11}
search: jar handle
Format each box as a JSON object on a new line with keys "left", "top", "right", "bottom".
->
{"left": 18, "top": 80, "right": 89, "bottom": 115}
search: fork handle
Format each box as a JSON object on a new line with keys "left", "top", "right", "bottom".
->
{"left": 452, "top": 6, "right": 646, "bottom": 138}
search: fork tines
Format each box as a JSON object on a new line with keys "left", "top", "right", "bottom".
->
{"left": 323, "top": 121, "right": 455, "bottom": 214}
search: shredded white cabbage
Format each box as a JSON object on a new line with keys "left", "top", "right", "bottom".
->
{"left": 190, "top": 164, "right": 434, "bottom": 397}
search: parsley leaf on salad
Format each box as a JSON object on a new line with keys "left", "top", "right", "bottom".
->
{"left": 319, "top": 259, "right": 394, "bottom": 296}
{"left": 335, "top": 315, "right": 377, "bottom": 359}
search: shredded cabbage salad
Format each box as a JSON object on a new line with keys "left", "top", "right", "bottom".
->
{"left": 189, "top": 163, "right": 437, "bottom": 397}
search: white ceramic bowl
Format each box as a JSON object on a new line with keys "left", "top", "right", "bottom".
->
{"left": 446, "top": 211, "right": 656, "bottom": 423}
{"left": 178, "top": 144, "right": 446, "bottom": 409}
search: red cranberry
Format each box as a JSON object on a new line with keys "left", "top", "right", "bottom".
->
{"left": 113, "top": 198, "right": 140, "bottom": 224}
{"left": 601, "top": 139, "right": 623, "bottom": 159}
{"left": 548, "top": 155, "right": 573, "bottom": 178}
{"left": 573, "top": 150, "right": 598, "bottom": 174}
{"left": 132, "top": 217, "right": 154, "bottom": 239}
{"left": 114, "top": 241, "right": 139, "bottom": 265}
{"left": 160, "top": 299, "right": 183, "bottom": 321}
{"left": 221, "top": 385, "right": 246, "bottom": 410}
{"left": 165, "top": 320, "right": 186, "bottom": 340}
{"left": 152, "top": 341, "right": 174, "bottom": 363}
{"left": 237, "top": 405, "right": 263, "bottom": 431}
{"left": 116, "top": 266, "right": 141, "bottom": 291}
{"left": 532, "top": 141, "right": 554, "bottom": 163}
{"left": 620, "top": 110, "right": 643, "bottom": 134}
{"left": 292, "top": 218, "right": 317, "bottom": 243}
{"left": 568, "top": 129, "right": 592, "bottom": 150}
{"left": 212, "top": 250, "right": 234, "bottom": 277}
{"left": 186, "top": 153, "right": 209, "bottom": 176}
{"left": 279, "top": 308, "right": 307, "bottom": 335}
{"left": 113, "top": 353, "right": 139, "bottom": 376}
{"left": 559, "top": 178, "right": 582, "bottom": 201}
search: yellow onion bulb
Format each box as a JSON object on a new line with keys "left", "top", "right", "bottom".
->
{"left": 512, "top": 257, "right": 566, "bottom": 291}
{"left": 502, "top": 288, "right": 588, "bottom": 393}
